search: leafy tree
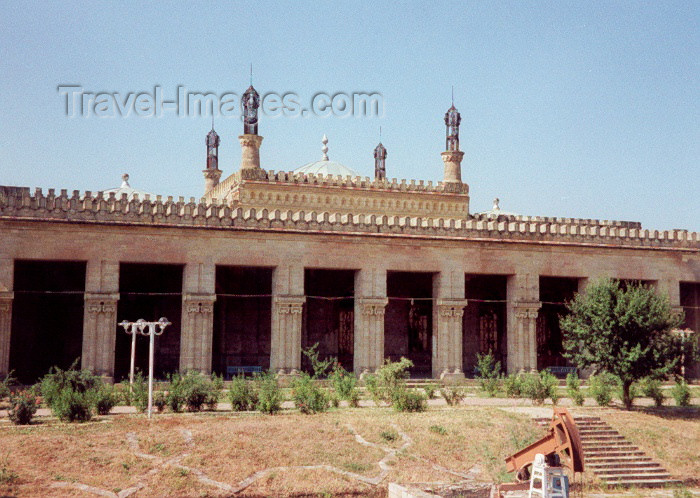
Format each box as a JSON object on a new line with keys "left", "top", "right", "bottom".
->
{"left": 560, "top": 278, "right": 695, "bottom": 410}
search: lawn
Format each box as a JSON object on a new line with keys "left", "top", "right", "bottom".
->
{"left": 1, "top": 404, "right": 698, "bottom": 497}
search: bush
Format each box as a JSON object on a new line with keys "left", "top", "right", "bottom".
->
{"left": 423, "top": 384, "right": 437, "bottom": 399}
{"left": 616, "top": 379, "right": 639, "bottom": 408}
{"left": 640, "top": 378, "right": 665, "bottom": 407}
{"left": 229, "top": 375, "right": 258, "bottom": 411}
{"left": 522, "top": 371, "right": 559, "bottom": 405}
{"left": 588, "top": 373, "right": 615, "bottom": 407}
{"left": 329, "top": 364, "right": 359, "bottom": 406}
{"left": 207, "top": 373, "right": 224, "bottom": 411}
{"left": 440, "top": 385, "right": 465, "bottom": 406}
{"left": 40, "top": 362, "right": 103, "bottom": 422}
{"left": 52, "top": 389, "right": 93, "bottom": 422}
{"left": 291, "top": 373, "right": 329, "bottom": 414}
{"left": 504, "top": 373, "right": 524, "bottom": 398}
{"left": 364, "top": 358, "right": 413, "bottom": 406}
{"left": 566, "top": 373, "right": 585, "bottom": 406}
{"left": 94, "top": 385, "right": 118, "bottom": 415}
{"left": 0, "top": 370, "right": 16, "bottom": 400}
{"left": 8, "top": 390, "right": 38, "bottom": 425}
{"left": 256, "top": 372, "right": 283, "bottom": 414}
{"left": 392, "top": 388, "right": 426, "bottom": 412}
{"left": 475, "top": 352, "right": 501, "bottom": 396}
{"left": 131, "top": 372, "right": 149, "bottom": 413}
{"left": 302, "top": 343, "right": 335, "bottom": 379}
{"left": 153, "top": 391, "right": 167, "bottom": 412}
{"left": 671, "top": 379, "right": 691, "bottom": 407}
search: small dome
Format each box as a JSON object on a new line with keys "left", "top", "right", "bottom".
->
{"left": 293, "top": 135, "right": 361, "bottom": 178}
{"left": 100, "top": 173, "right": 154, "bottom": 200}
{"left": 294, "top": 160, "right": 361, "bottom": 178}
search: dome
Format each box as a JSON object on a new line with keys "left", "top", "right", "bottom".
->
{"left": 475, "top": 198, "right": 519, "bottom": 218}
{"left": 292, "top": 135, "right": 361, "bottom": 178}
{"left": 100, "top": 173, "right": 153, "bottom": 200}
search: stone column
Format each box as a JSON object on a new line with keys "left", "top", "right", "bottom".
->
{"left": 180, "top": 262, "right": 216, "bottom": 373}
{"left": 432, "top": 268, "right": 467, "bottom": 381}
{"left": 0, "top": 292, "right": 12, "bottom": 378}
{"left": 354, "top": 268, "right": 388, "bottom": 376}
{"left": 0, "top": 258, "right": 12, "bottom": 377}
{"left": 506, "top": 274, "right": 541, "bottom": 373}
{"left": 271, "top": 265, "right": 305, "bottom": 375}
{"left": 81, "top": 260, "right": 119, "bottom": 380}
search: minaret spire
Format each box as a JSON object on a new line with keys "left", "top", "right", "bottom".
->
{"left": 203, "top": 124, "right": 222, "bottom": 194}
{"left": 441, "top": 97, "right": 467, "bottom": 192}
{"left": 374, "top": 127, "right": 387, "bottom": 181}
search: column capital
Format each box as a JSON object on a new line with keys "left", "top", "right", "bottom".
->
{"left": 183, "top": 293, "right": 216, "bottom": 314}
{"left": 512, "top": 301, "right": 541, "bottom": 319}
{"left": 84, "top": 292, "right": 119, "bottom": 314}
{"left": 436, "top": 298, "right": 468, "bottom": 318}
{"left": 0, "top": 292, "right": 14, "bottom": 312}
{"left": 357, "top": 297, "right": 389, "bottom": 316}
{"left": 274, "top": 295, "right": 306, "bottom": 314}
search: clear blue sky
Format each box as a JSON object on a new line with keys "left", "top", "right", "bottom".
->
{"left": 1, "top": 1, "right": 698, "bottom": 231}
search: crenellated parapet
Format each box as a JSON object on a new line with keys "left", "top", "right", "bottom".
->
{"left": 1, "top": 187, "right": 698, "bottom": 250}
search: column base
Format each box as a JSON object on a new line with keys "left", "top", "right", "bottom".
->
{"left": 439, "top": 370, "right": 465, "bottom": 383}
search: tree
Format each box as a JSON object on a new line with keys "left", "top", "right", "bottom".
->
{"left": 560, "top": 278, "right": 695, "bottom": 410}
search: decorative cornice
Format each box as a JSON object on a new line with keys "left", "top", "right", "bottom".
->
{"left": 436, "top": 298, "right": 468, "bottom": 318}
{"left": 183, "top": 294, "right": 216, "bottom": 314}
{"left": 357, "top": 297, "right": 389, "bottom": 315}
{"left": 1, "top": 189, "right": 698, "bottom": 251}
{"left": 0, "top": 292, "right": 13, "bottom": 313}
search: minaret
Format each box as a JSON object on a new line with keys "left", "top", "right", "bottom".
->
{"left": 239, "top": 83, "right": 263, "bottom": 177}
{"left": 441, "top": 99, "right": 465, "bottom": 186}
{"left": 203, "top": 125, "right": 222, "bottom": 194}
{"left": 374, "top": 141, "right": 387, "bottom": 180}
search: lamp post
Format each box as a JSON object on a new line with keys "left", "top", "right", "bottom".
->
{"left": 119, "top": 317, "right": 171, "bottom": 418}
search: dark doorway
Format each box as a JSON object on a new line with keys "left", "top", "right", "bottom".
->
{"left": 213, "top": 266, "right": 272, "bottom": 375}
{"left": 10, "top": 260, "right": 86, "bottom": 384}
{"left": 680, "top": 282, "right": 700, "bottom": 379}
{"left": 303, "top": 269, "right": 355, "bottom": 373}
{"left": 115, "top": 263, "right": 183, "bottom": 381}
{"left": 538, "top": 277, "right": 579, "bottom": 370}
{"left": 385, "top": 271, "right": 433, "bottom": 377}
{"left": 463, "top": 274, "right": 507, "bottom": 376}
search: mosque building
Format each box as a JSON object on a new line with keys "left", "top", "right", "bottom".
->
{"left": 0, "top": 83, "right": 698, "bottom": 383}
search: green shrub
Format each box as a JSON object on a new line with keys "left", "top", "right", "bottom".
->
{"left": 8, "top": 390, "right": 38, "bottom": 425}
{"left": 423, "top": 384, "right": 436, "bottom": 399}
{"left": 475, "top": 352, "right": 501, "bottom": 396}
{"left": 588, "top": 373, "right": 615, "bottom": 407}
{"left": 206, "top": 373, "right": 224, "bottom": 411}
{"left": 440, "top": 385, "right": 465, "bottom": 406}
{"left": 522, "top": 371, "right": 559, "bottom": 405}
{"left": 118, "top": 381, "right": 133, "bottom": 406}
{"left": 363, "top": 373, "right": 382, "bottom": 405}
{"left": 364, "top": 358, "right": 414, "bottom": 406}
{"left": 229, "top": 375, "right": 258, "bottom": 411}
{"left": 380, "top": 429, "right": 398, "bottom": 442}
{"left": 429, "top": 425, "right": 448, "bottom": 435}
{"left": 329, "top": 364, "right": 358, "bottom": 406}
{"left": 392, "top": 388, "right": 426, "bottom": 412}
{"left": 40, "top": 361, "right": 103, "bottom": 422}
{"left": 0, "top": 370, "right": 15, "bottom": 400}
{"left": 52, "top": 389, "right": 93, "bottom": 422}
{"left": 131, "top": 372, "right": 149, "bottom": 413}
{"left": 291, "top": 373, "right": 329, "bottom": 414}
{"left": 640, "top": 378, "right": 665, "bottom": 407}
{"left": 566, "top": 373, "right": 585, "bottom": 406}
{"left": 94, "top": 384, "right": 118, "bottom": 415}
{"left": 153, "top": 391, "right": 167, "bottom": 412}
{"left": 504, "top": 373, "right": 524, "bottom": 398}
{"left": 256, "top": 372, "right": 283, "bottom": 414}
{"left": 302, "top": 343, "right": 335, "bottom": 379}
{"left": 671, "top": 379, "right": 691, "bottom": 407}
{"left": 615, "top": 379, "right": 639, "bottom": 408}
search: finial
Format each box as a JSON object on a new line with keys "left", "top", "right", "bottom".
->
{"left": 321, "top": 134, "right": 329, "bottom": 161}
{"left": 451, "top": 86, "right": 454, "bottom": 106}
{"left": 121, "top": 173, "right": 130, "bottom": 188}
{"left": 493, "top": 198, "right": 500, "bottom": 211}
{"left": 250, "top": 63, "right": 253, "bottom": 86}
{"left": 211, "top": 114, "right": 214, "bottom": 130}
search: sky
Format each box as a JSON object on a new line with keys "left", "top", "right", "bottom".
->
{"left": 0, "top": 1, "right": 698, "bottom": 231}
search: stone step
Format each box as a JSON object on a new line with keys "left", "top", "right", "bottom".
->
{"left": 583, "top": 444, "right": 639, "bottom": 451}
{"left": 580, "top": 435, "right": 627, "bottom": 441}
{"left": 600, "top": 472, "right": 674, "bottom": 481}
{"left": 600, "top": 478, "right": 682, "bottom": 488}
{"left": 588, "top": 460, "right": 661, "bottom": 468}
{"left": 586, "top": 455, "right": 654, "bottom": 463}
{"left": 594, "top": 467, "right": 670, "bottom": 477}
{"left": 586, "top": 451, "right": 647, "bottom": 458}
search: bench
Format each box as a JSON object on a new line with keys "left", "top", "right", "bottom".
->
{"left": 226, "top": 366, "right": 262, "bottom": 379}
{"left": 546, "top": 366, "right": 577, "bottom": 378}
